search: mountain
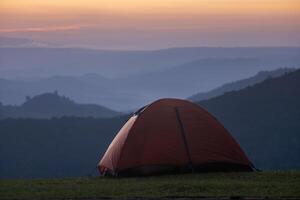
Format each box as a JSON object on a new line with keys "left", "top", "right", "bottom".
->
{"left": 2, "top": 63, "right": 299, "bottom": 111}
{"left": 0, "top": 92, "right": 120, "bottom": 119}
{"left": 189, "top": 68, "right": 295, "bottom": 101}
{"left": 1, "top": 69, "right": 300, "bottom": 179}
{"left": 0, "top": 75, "right": 145, "bottom": 111}
{"left": 119, "top": 58, "right": 299, "bottom": 100}
{"left": 200, "top": 69, "right": 300, "bottom": 169}
{"left": 1, "top": 47, "right": 299, "bottom": 78}
{"left": 1, "top": 47, "right": 299, "bottom": 110}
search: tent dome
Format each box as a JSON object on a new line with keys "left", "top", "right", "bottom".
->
{"left": 98, "top": 98, "right": 253, "bottom": 176}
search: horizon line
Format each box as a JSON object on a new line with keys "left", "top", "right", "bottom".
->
{"left": 1, "top": 45, "right": 300, "bottom": 52}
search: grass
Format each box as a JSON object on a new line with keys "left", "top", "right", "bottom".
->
{"left": 1, "top": 171, "right": 300, "bottom": 199}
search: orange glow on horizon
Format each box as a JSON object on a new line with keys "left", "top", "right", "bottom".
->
{"left": 1, "top": 0, "right": 299, "bottom": 49}
{"left": 1, "top": 0, "right": 299, "bottom": 16}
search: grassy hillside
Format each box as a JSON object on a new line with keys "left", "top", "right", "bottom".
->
{"left": 1, "top": 171, "right": 300, "bottom": 199}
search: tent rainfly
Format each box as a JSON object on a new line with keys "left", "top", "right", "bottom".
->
{"left": 98, "top": 98, "right": 254, "bottom": 176}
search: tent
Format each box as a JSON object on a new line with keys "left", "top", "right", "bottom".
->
{"left": 98, "top": 98, "right": 254, "bottom": 176}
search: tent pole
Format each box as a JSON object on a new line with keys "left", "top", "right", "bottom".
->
{"left": 174, "top": 107, "right": 194, "bottom": 172}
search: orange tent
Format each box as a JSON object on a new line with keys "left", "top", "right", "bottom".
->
{"left": 98, "top": 98, "right": 253, "bottom": 176}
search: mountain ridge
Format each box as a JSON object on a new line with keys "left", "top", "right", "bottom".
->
{"left": 1, "top": 46, "right": 299, "bottom": 78}
{"left": 1, "top": 69, "right": 300, "bottom": 178}
{"left": 189, "top": 67, "right": 295, "bottom": 101}
{"left": 200, "top": 68, "right": 300, "bottom": 169}
{"left": 0, "top": 92, "right": 120, "bottom": 119}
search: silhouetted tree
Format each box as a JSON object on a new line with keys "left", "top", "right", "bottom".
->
{"left": 25, "top": 96, "right": 31, "bottom": 102}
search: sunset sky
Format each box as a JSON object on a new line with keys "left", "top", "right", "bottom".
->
{"left": 0, "top": 0, "right": 300, "bottom": 49}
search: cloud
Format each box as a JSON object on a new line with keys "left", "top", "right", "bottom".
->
{"left": 0, "top": 25, "right": 82, "bottom": 33}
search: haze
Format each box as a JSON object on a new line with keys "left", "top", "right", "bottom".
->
{"left": 1, "top": 0, "right": 300, "bottom": 49}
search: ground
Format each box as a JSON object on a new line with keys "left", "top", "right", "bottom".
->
{"left": 1, "top": 171, "right": 300, "bottom": 200}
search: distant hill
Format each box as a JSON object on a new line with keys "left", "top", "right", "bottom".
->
{"left": 1, "top": 47, "right": 299, "bottom": 78}
{"left": 2, "top": 63, "right": 299, "bottom": 111}
{"left": 119, "top": 58, "right": 300, "bottom": 100}
{"left": 200, "top": 69, "right": 300, "bottom": 169}
{"left": 121, "top": 58, "right": 262, "bottom": 97}
{"left": 189, "top": 68, "right": 295, "bottom": 101}
{"left": 0, "top": 74, "right": 141, "bottom": 111}
{"left": 0, "top": 92, "right": 120, "bottom": 119}
{"left": 1, "top": 46, "right": 300, "bottom": 110}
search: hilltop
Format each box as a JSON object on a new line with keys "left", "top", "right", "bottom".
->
{"left": 0, "top": 92, "right": 120, "bottom": 119}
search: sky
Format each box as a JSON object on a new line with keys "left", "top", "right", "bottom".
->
{"left": 0, "top": 0, "right": 300, "bottom": 49}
